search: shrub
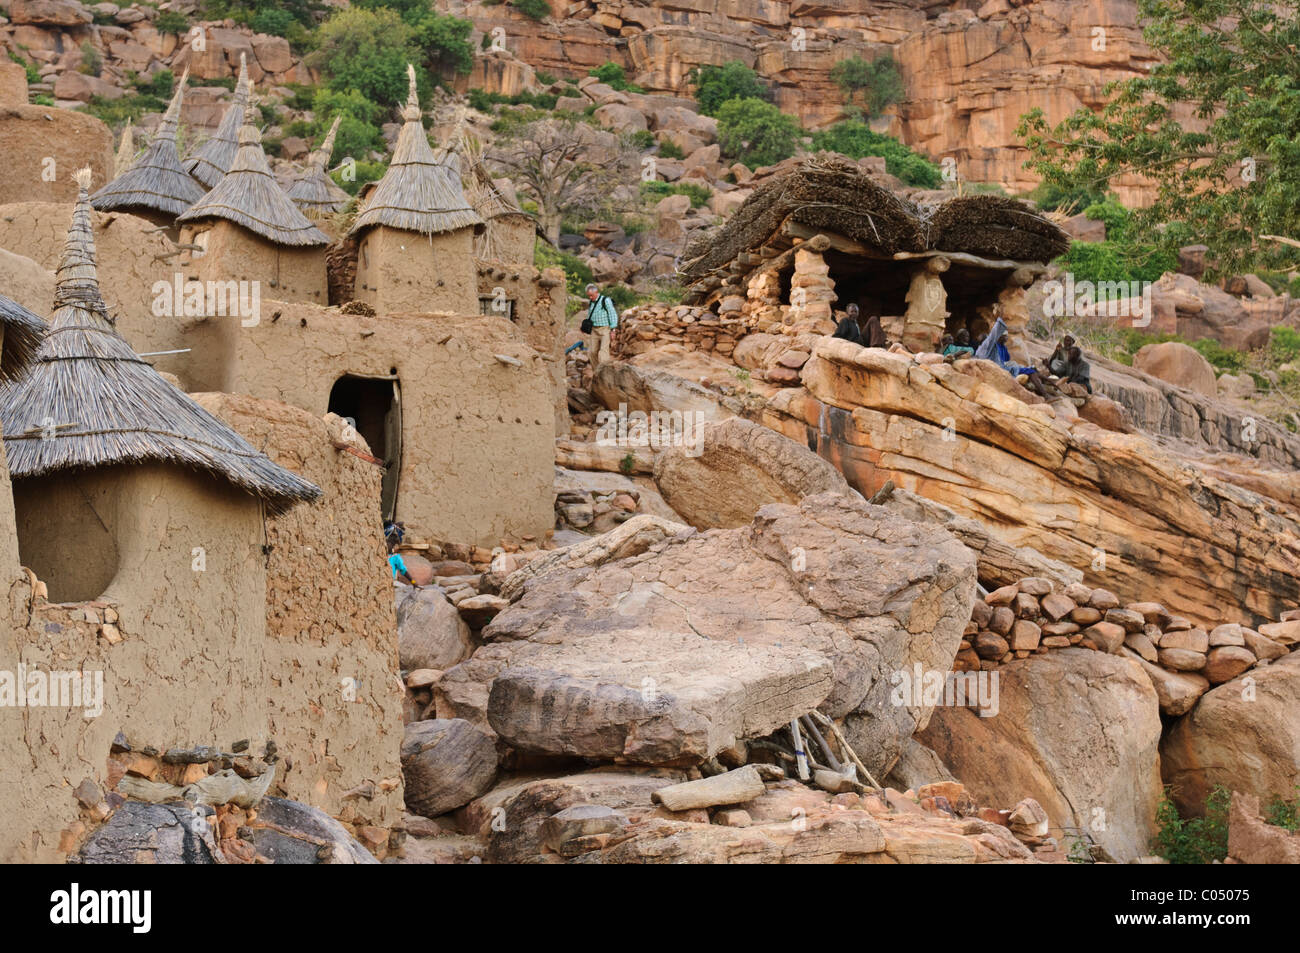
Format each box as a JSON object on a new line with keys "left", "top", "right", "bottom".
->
{"left": 716, "top": 97, "right": 800, "bottom": 170}
{"left": 512, "top": 0, "right": 551, "bottom": 20}
{"left": 830, "top": 54, "right": 903, "bottom": 117}
{"left": 79, "top": 42, "right": 103, "bottom": 77}
{"left": 605, "top": 283, "right": 641, "bottom": 310}
{"left": 809, "top": 120, "right": 940, "bottom": 187}
{"left": 330, "top": 159, "right": 387, "bottom": 196}
{"left": 408, "top": 11, "right": 475, "bottom": 76}
{"left": 1057, "top": 240, "right": 1176, "bottom": 287}
{"left": 657, "top": 139, "right": 685, "bottom": 160}
{"left": 307, "top": 7, "right": 418, "bottom": 108}
{"left": 535, "top": 240, "right": 595, "bottom": 298}
{"left": 1190, "top": 338, "right": 1248, "bottom": 375}
{"left": 691, "top": 61, "right": 770, "bottom": 117}
{"left": 251, "top": 8, "right": 296, "bottom": 37}
{"left": 154, "top": 10, "right": 190, "bottom": 34}
{"left": 640, "top": 180, "right": 711, "bottom": 208}
{"left": 1083, "top": 197, "right": 1133, "bottom": 242}
{"left": 588, "top": 62, "right": 640, "bottom": 93}
{"left": 9, "top": 53, "right": 41, "bottom": 86}
{"left": 627, "top": 129, "right": 656, "bottom": 150}
{"left": 1151, "top": 786, "right": 1231, "bottom": 864}
{"left": 1269, "top": 326, "right": 1300, "bottom": 366}
{"left": 133, "top": 69, "right": 175, "bottom": 99}
{"left": 1026, "top": 180, "right": 1107, "bottom": 215}
{"left": 1265, "top": 788, "right": 1300, "bottom": 831}
{"left": 536, "top": 71, "right": 556, "bottom": 85}
{"left": 312, "top": 88, "right": 385, "bottom": 163}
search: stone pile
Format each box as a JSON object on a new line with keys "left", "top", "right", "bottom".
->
{"left": 613, "top": 302, "right": 748, "bottom": 360}
{"left": 959, "top": 575, "right": 1299, "bottom": 715}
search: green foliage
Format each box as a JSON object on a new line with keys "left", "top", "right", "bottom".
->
{"left": 640, "top": 180, "right": 711, "bottom": 208}
{"left": 467, "top": 88, "right": 559, "bottom": 112}
{"left": 657, "top": 139, "right": 685, "bottom": 160}
{"left": 283, "top": 83, "right": 317, "bottom": 111}
{"left": 1152, "top": 786, "right": 1231, "bottom": 864}
{"left": 330, "top": 159, "right": 387, "bottom": 196}
{"left": 691, "top": 61, "right": 770, "bottom": 117}
{"left": 512, "top": 0, "right": 551, "bottom": 21}
{"left": 716, "top": 97, "right": 800, "bottom": 170}
{"left": 830, "top": 55, "right": 903, "bottom": 117}
{"left": 1057, "top": 240, "right": 1177, "bottom": 287}
{"left": 535, "top": 71, "right": 556, "bottom": 86}
{"left": 1191, "top": 337, "right": 1249, "bottom": 374}
{"left": 80, "top": 92, "right": 169, "bottom": 125}
{"left": 1018, "top": 0, "right": 1300, "bottom": 277}
{"left": 1107, "top": 329, "right": 1249, "bottom": 375}
{"left": 133, "top": 68, "right": 174, "bottom": 99}
{"left": 618, "top": 452, "right": 635, "bottom": 475}
{"left": 408, "top": 10, "right": 475, "bottom": 77}
{"left": 33, "top": 94, "right": 55, "bottom": 106}
{"left": 627, "top": 129, "right": 656, "bottom": 150}
{"left": 79, "top": 42, "right": 103, "bottom": 77}
{"left": 308, "top": 7, "right": 418, "bottom": 107}
{"left": 154, "top": 10, "right": 190, "bottom": 34}
{"left": 251, "top": 8, "right": 296, "bottom": 37}
{"left": 1024, "top": 180, "right": 1107, "bottom": 215}
{"left": 588, "top": 62, "right": 641, "bottom": 93}
{"left": 312, "top": 87, "right": 385, "bottom": 163}
{"left": 1083, "top": 197, "right": 1133, "bottom": 241}
{"left": 1269, "top": 326, "right": 1300, "bottom": 365}
{"left": 605, "top": 284, "right": 641, "bottom": 310}
{"left": 1265, "top": 789, "right": 1300, "bottom": 831}
{"left": 535, "top": 240, "right": 595, "bottom": 298}
{"left": 9, "top": 52, "right": 41, "bottom": 86}
{"left": 809, "top": 120, "right": 940, "bottom": 187}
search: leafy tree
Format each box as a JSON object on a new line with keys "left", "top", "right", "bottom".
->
{"left": 716, "top": 97, "right": 800, "bottom": 169}
{"left": 1018, "top": 0, "right": 1300, "bottom": 276}
{"left": 408, "top": 10, "right": 475, "bottom": 76}
{"left": 154, "top": 10, "right": 190, "bottom": 34}
{"left": 312, "top": 88, "right": 386, "bottom": 163}
{"left": 588, "top": 62, "right": 640, "bottom": 92}
{"left": 830, "top": 54, "right": 904, "bottom": 117}
{"left": 307, "top": 7, "right": 418, "bottom": 107}
{"left": 691, "top": 61, "right": 771, "bottom": 116}
{"left": 810, "top": 119, "right": 940, "bottom": 187}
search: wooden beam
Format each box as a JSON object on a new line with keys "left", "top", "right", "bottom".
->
{"left": 782, "top": 220, "right": 891, "bottom": 258}
{"left": 893, "top": 249, "right": 1047, "bottom": 272}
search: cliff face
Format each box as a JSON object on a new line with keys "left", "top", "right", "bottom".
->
{"left": 454, "top": 0, "right": 1158, "bottom": 199}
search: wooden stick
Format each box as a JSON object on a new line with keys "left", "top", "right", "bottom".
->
{"left": 788, "top": 719, "right": 810, "bottom": 781}
{"left": 800, "top": 714, "right": 841, "bottom": 772}
{"left": 809, "top": 709, "right": 881, "bottom": 790}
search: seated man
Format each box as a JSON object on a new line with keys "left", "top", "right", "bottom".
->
{"left": 975, "top": 317, "right": 1046, "bottom": 395}
{"left": 943, "top": 328, "right": 975, "bottom": 359}
{"left": 832, "top": 305, "right": 863, "bottom": 344}
{"left": 1044, "top": 334, "right": 1076, "bottom": 377}
{"left": 1062, "top": 345, "right": 1093, "bottom": 393}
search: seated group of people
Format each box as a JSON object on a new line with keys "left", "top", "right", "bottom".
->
{"left": 833, "top": 304, "right": 1092, "bottom": 398}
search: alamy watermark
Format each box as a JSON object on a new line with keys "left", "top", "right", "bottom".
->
{"left": 0, "top": 663, "right": 103, "bottom": 718}
{"left": 151, "top": 273, "right": 262, "bottom": 327}
{"left": 595, "top": 403, "right": 706, "bottom": 457}
{"left": 1041, "top": 272, "right": 1153, "bottom": 328}
{"left": 889, "top": 663, "right": 999, "bottom": 718}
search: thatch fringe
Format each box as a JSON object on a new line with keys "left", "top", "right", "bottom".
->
{"left": 287, "top": 115, "right": 351, "bottom": 216}
{"left": 349, "top": 64, "right": 483, "bottom": 238}
{"left": 0, "top": 168, "right": 320, "bottom": 509}
{"left": 178, "top": 96, "right": 329, "bottom": 247}
{"left": 184, "top": 53, "right": 251, "bottom": 189}
{"left": 0, "top": 293, "right": 47, "bottom": 381}
{"left": 457, "top": 130, "right": 534, "bottom": 259}
{"left": 921, "top": 194, "right": 1070, "bottom": 262}
{"left": 91, "top": 70, "right": 207, "bottom": 218}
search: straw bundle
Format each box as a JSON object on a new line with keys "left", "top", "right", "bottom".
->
{"left": 0, "top": 293, "right": 46, "bottom": 381}
{"left": 680, "top": 153, "right": 926, "bottom": 280}
{"left": 921, "top": 194, "right": 1069, "bottom": 263}
{"left": 177, "top": 98, "right": 330, "bottom": 247}
{"left": 349, "top": 64, "right": 483, "bottom": 239}
{"left": 287, "top": 115, "right": 351, "bottom": 216}
{"left": 457, "top": 130, "right": 534, "bottom": 259}
{"left": 0, "top": 169, "right": 320, "bottom": 509}
{"left": 184, "top": 53, "right": 251, "bottom": 189}
{"left": 91, "top": 70, "right": 207, "bottom": 218}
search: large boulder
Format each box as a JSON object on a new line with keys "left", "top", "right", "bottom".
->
{"left": 457, "top": 492, "right": 976, "bottom": 772}
{"left": 1160, "top": 651, "right": 1300, "bottom": 816}
{"left": 401, "top": 719, "right": 499, "bottom": 819}
{"left": 396, "top": 587, "right": 475, "bottom": 671}
{"left": 1132, "top": 341, "right": 1217, "bottom": 397}
{"left": 918, "top": 648, "right": 1163, "bottom": 862}
{"left": 653, "top": 417, "right": 857, "bottom": 529}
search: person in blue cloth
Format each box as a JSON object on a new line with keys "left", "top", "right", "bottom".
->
{"left": 974, "top": 317, "right": 1047, "bottom": 396}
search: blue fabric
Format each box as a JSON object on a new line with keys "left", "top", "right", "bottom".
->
{"left": 973, "top": 317, "right": 1006, "bottom": 362}
{"left": 388, "top": 553, "right": 408, "bottom": 579}
{"left": 587, "top": 295, "right": 619, "bottom": 328}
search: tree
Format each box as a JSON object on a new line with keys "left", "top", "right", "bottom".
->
{"left": 307, "top": 7, "right": 418, "bottom": 107}
{"left": 488, "top": 117, "right": 638, "bottom": 244}
{"left": 691, "top": 61, "right": 771, "bottom": 117}
{"left": 312, "top": 88, "right": 385, "bottom": 164}
{"left": 830, "top": 55, "right": 904, "bottom": 117}
{"left": 352, "top": 0, "right": 475, "bottom": 77}
{"left": 716, "top": 97, "right": 801, "bottom": 169}
{"left": 1018, "top": 0, "right": 1300, "bottom": 275}
{"left": 810, "top": 119, "right": 941, "bottom": 186}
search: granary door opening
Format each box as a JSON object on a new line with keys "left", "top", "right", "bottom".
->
{"left": 328, "top": 374, "right": 402, "bottom": 522}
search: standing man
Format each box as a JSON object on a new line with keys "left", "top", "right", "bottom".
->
{"left": 585, "top": 283, "right": 619, "bottom": 368}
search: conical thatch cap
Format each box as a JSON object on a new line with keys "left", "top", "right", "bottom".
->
{"left": 92, "top": 71, "right": 207, "bottom": 218}
{"left": 287, "top": 115, "right": 351, "bottom": 215}
{"left": 0, "top": 294, "right": 46, "bottom": 381}
{"left": 349, "top": 64, "right": 482, "bottom": 238}
{"left": 114, "top": 120, "right": 136, "bottom": 177}
{"left": 177, "top": 95, "right": 330, "bottom": 246}
{"left": 0, "top": 169, "right": 321, "bottom": 510}
{"left": 184, "top": 53, "right": 251, "bottom": 188}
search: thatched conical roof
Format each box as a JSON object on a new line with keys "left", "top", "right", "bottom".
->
{"left": 91, "top": 71, "right": 207, "bottom": 218}
{"left": 177, "top": 97, "right": 330, "bottom": 247}
{"left": 0, "top": 293, "right": 46, "bottom": 381}
{"left": 287, "top": 115, "right": 351, "bottom": 215}
{"left": 921, "top": 194, "right": 1070, "bottom": 262}
{"left": 184, "top": 53, "right": 251, "bottom": 189}
{"left": 457, "top": 131, "right": 534, "bottom": 259}
{"left": 0, "top": 169, "right": 320, "bottom": 510}
{"left": 349, "top": 65, "right": 482, "bottom": 238}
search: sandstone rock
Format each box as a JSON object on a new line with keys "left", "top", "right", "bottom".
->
{"left": 1162, "top": 627, "right": 1209, "bottom": 653}
{"left": 245, "top": 797, "right": 380, "bottom": 864}
{"left": 1208, "top": 623, "right": 1246, "bottom": 647}
{"left": 653, "top": 417, "right": 856, "bottom": 529}
{"left": 1124, "top": 632, "right": 1158, "bottom": 663}
{"left": 1039, "top": 592, "right": 1075, "bottom": 621}
{"left": 1133, "top": 341, "right": 1217, "bottom": 397}
{"left": 1227, "top": 792, "right": 1300, "bottom": 864}
{"left": 1105, "top": 608, "right": 1146, "bottom": 633}
{"left": 1084, "top": 621, "right": 1126, "bottom": 654}
{"left": 396, "top": 586, "right": 474, "bottom": 672}
{"left": 1161, "top": 653, "right": 1300, "bottom": 815}
{"left": 401, "top": 719, "right": 498, "bottom": 819}
{"left": 1008, "top": 798, "right": 1049, "bottom": 839}
{"left": 919, "top": 648, "right": 1162, "bottom": 862}
{"left": 974, "top": 631, "right": 1009, "bottom": 659}
{"left": 1242, "top": 628, "right": 1289, "bottom": 662}
{"left": 1158, "top": 647, "right": 1207, "bottom": 672}
{"left": 1009, "top": 619, "right": 1041, "bottom": 652}
{"left": 652, "top": 766, "right": 765, "bottom": 811}
{"left": 1204, "top": 645, "right": 1256, "bottom": 685}
{"left": 985, "top": 584, "right": 1018, "bottom": 606}
{"left": 77, "top": 801, "right": 218, "bottom": 864}
{"left": 1119, "top": 647, "right": 1210, "bottom": 717}
{"left": 10, "top": 0, "right": 92, "bottom": 26}
{"left": 539, "top": 804, "right": 628, "bottom": 857}
{"left": 1258, "top": 621, "right": 1300, "bottom": 646}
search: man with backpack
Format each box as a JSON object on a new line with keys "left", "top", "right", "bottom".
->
{"left": 583, "top": 283, "right": 619, "bottom": 368}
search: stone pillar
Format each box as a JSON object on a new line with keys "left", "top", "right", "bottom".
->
{"left": 790, "top": 247, "right": 836, "bottom": 335}
{"left": 903, "top": 256, "right": 948, "bottom": 353}
{"left": 999, "top": 266, "right": 1035, "bottom": 365}
{"left": 745, "top": 269, "right": 783, "bottom": 332}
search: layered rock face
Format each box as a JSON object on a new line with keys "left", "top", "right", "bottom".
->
{"left": 762, "top": 340, "right": 1300, "bottom": 628}
{"left": 442, "top": 492, "right": 976, "bottom": 773}
{"left": 455, "top": 0, "right": 1159, "bottom": 196}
